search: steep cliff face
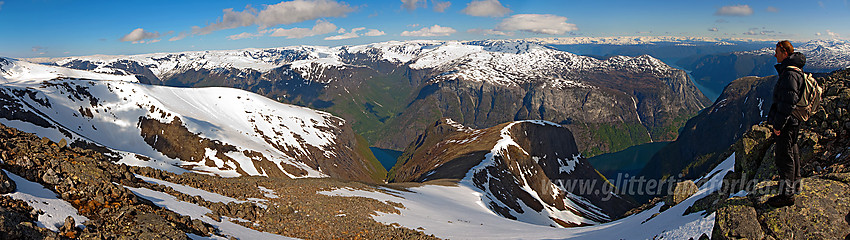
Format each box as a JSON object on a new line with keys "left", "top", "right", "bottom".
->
{"left": 642, "top": 75, "right": 778, "bottom": 183}
{"left": 391, "top": 118, "right": 635, "bottom": 227}
{"left": 375, "top": 44, "right": 710, "bottom": 153}
{"left": 37, "top": 40, "right": 709, "bottom": 157}
{"left": 0, "top": 57, "right": 385, "bottom": 183}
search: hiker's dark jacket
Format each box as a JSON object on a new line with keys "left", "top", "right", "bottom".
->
{"left": 768, "top": 52, "right": 806, "bottom": 131}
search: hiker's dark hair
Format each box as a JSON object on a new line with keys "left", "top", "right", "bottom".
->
{"left": 776, "top": 40, "right": 794, "bottom": 54}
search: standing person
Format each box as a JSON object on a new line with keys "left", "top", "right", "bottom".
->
{"left": 766, "top": 40, "right": 805, "bottom": 207}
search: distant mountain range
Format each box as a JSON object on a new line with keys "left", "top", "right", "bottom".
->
{"left": 677, "top": 39, "right": 850, "bottom": 94}
{"left": 28, "top": 40, "right": 710, "bottom": 156}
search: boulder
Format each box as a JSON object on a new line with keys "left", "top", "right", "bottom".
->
{"left": 41, "top": 169, "right": 61, "bottom": 185}
{"left": 0, "top": 170, "right": 16, "bottom": 194}
{"left": 754, "top": 144, "right": 778, "bottom": 182}
{"left": 712, "top": 197, "right": 765, "bottom": 240}
{"left": 733, "top": 124, "right": 774, "bottom": 181}
{"left": 665, "top": 180, "right": 698, "bottom": 206}
{"left": 757, "top": 178, "right": 850, "bottom": 239}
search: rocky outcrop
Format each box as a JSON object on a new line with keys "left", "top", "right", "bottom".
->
{"left": 390, "top": 118, "right": 635, "bottom": 227}
{"left": 0, "top": 122, "right": 210, "bottom": 239}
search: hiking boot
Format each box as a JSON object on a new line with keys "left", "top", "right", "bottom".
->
{"left": 766, "top": 194, "right": 795, "bottom": 208}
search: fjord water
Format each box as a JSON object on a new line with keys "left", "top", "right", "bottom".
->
{"left": 370, "top": 147, "right": 403, "bottom": 171}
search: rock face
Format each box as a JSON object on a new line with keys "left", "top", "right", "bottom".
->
{"left": 34, "top": 40, "right": 710, "bottom": 156}
{"left": 641, "top": 75, "right": 778, "bottom": 190}
{"left": 0, "top": 58, "right": 385, "bottom": 183}
{"left": 390, "top": 118, "right": 635, "bottom": 227}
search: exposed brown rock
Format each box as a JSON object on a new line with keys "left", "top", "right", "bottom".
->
{"left": 0, "top": 169, "right": 16, "bottom": 194}
{"left": 664, "top": 180, "right": 698, "bottom": 207}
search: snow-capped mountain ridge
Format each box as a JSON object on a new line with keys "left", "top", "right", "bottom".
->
{"left": 390, "top": 118, "right": 635, "bottom": 228}
{"left": 738, "top": 39, "right": 850, "bottom": 71}
{"left": 0, "top": 58, "right": 383, "bottom": 182}
{"left": 32, "top": 40, "right": 678, "bottom": 87}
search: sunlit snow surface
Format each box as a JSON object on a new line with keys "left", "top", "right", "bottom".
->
{"left": 135, "top": 175, "right": 243, "bottom": 204}
{"left": 320, "top": 154, "right": 735, "bottom": 239}
{"left": 125, "top": 185, "right": 298, "bottom": 240}
{"left": 2, "top": 170, "right": 88, "bottom": 231}
{"left": 1, "top": 57, "right": 343, "bottom": 178}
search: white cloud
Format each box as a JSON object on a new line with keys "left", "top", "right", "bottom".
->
{"left": 401, "top": 25, "right": 457, "bottom": 37}
{"left": 826, "top": 29, "right": 841, "bottom": 38}
{"left": 462, "top": 0, "right": 511, "bottom": 17}
{"left": 178, "top": 0, "right": 353, "bottom": 41}
{"left": 193, "top": 6, "right": 257, "bottom": 35}
{"left": 766, "top": 6, "right": 779, "bottom": 12}
{"left": 816, "top": 32, "right": 822, "bottom": 36}
{"left": 401, "top": 0, "right": 425, "bottom": 11}
{"left": 228, "top": 32, "right": 264, "bottom": 40}
{"left": 407, "top": 24, "right": 420, "bottom": 28}
{"left": 467, "top": 28, "right": 511, "bottom": 36}
{"left": 743, "top": 28, "right": 775, "bottom": 36}
{"left": 715, "top": 5, "right": 753, "bottom": 16}
{"left": 708, "top": 27, "right": 718, "bottom": 32}
{"left": 31, "top": 46, "right": 44, "bottom": 52}
{"left": 324, "top": 32, "right": 359, "bottom": 40}
{"left": 432, "top": 0, "right": 451, "bottom": 12}
{"left": 120, "top": 28, "right": 166, "bottom": 42}
{"left": 169, "top": 32, "right": 190, "bottom": 42}
{"left": 495, "top": 14, "right": 577, "bottom": 35}
{"left": 363, "top": 29, "right": 386, "bottom": 36}
{"left": 256, "top": 0, "right": 354, "bottom": 28}
{"left": 325, "top": 27, "right": 385, "bottom": 40}
{"left": 0, "top": 1, "right": 4, "bottom": 11}
{"left": 266, "top": 20, "right": 337, "bottom": 38}
{"left": 325, "top": 27, "right": 363, "bottom": 40}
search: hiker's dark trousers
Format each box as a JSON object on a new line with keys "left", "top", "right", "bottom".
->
{"left": 775, "top": 121, "right": 800, "bottom": 196}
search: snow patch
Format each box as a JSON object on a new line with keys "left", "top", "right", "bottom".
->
{"left": 124, "top": 185, "right": 296, "bottom": 240}
{"left": 2, "top": 170, "right": 88, "bottom": 231}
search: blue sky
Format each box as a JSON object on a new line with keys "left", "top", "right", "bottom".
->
{"left": 1, "top": 0, "right": 848, "bottom": 58}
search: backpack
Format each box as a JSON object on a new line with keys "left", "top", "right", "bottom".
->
{"left": 787, "top": 66, "right": 822, "bottom": 122}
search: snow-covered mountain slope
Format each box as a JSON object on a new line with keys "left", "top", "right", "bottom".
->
{"left": 739, "top": 39, "right": 850, "bottom": 71}
{"left": 390, "top": 118, "right": 634, "bottom": 228}
{"left": 327, "top": 151, "right": 735, "bottom": 239}
{"left": 0, "top": 57, "right": 383, "bottom": 182}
